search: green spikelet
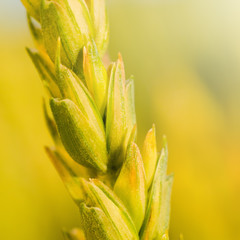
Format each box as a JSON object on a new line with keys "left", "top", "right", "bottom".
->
{"left": 21, "top": 0, "right": 174, "bottom": 239}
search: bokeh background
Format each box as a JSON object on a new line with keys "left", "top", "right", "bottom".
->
{"left": 1, "top": 0, "right": 240, "bottom": 239}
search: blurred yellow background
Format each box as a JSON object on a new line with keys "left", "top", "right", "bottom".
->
{"left": 0, "top": 0, "right": 240, "bottom": 239}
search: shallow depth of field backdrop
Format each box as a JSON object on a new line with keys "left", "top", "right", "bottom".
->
{"left": 1, "top": 0, "right": 240, "bottom": 240}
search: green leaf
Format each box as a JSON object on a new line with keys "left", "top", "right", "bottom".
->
{"left": 79, "top": 203, "right": 120, "bottom": 240}
{"left": 50, "top": 98, "right": 108, "bottom": 172}
{"left": 114, "top": 142, "right": 146, "bottom": 231}
{"left": 142, "top": 124, "right": 158, "bottom": 188}
{"left": 83, "top": 40, "right": 108, "bottom": 116}
{"left": 140, "top": 136, "right": 168, "bottom": 240}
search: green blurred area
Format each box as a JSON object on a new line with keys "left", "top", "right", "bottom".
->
{"left": 1, "top": 0, "right": 240, "bottom": 240}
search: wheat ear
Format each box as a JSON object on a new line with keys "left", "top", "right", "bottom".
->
{"left": 21, "top": 0, "right": 173, "bottom": 239}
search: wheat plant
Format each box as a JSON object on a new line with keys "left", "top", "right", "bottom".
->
{"left": 21, "top": 0, "right": 174, "bottom": 239}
